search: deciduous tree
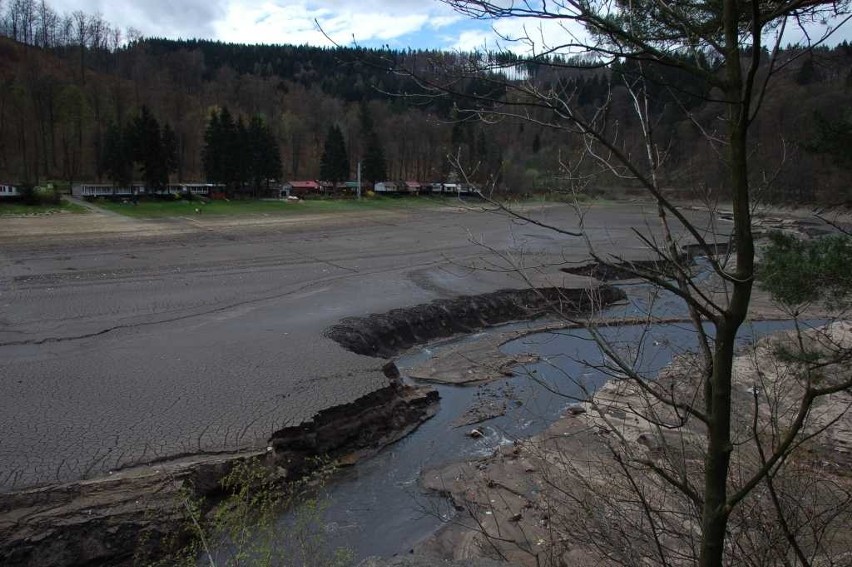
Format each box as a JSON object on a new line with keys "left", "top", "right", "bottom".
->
{"left": 428, "top": 1, "right": 852, "bottom": 565}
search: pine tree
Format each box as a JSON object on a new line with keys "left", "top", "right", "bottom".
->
{"left": 319, "top": 124, "right": 349, "bottom": 186}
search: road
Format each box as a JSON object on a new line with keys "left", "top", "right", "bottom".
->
{"left": 0, "top": 200, "right": 673, "bottom": 491}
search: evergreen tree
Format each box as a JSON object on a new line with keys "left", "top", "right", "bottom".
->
{"left": 319, "top": 124, "right": 349, "bottom": 185}
{"left": 234, "top": 116, "right": 250, "bottom": 192}
{"left": 202, "top": 109, "right": 223, "bottom": 183}
{"left": 202, "top": 107, "right": 242, "bottom": 194}
{"left": 247, "top": 115, "right": 282, "bottom": 195}
{"left": 218, "top": 107, "right": 239, "bottom": 191}
{"left": 359, "top": 102, "right": 386, "bottom": 185}
{"left": 161, "top": 123, "right": 179, "bottom": 182}
{"left": 130, "top": 106, "right": 167, "bottom": 192}
{"left": 361, "top": 130, "right": 386, "bottom": 184}
{"left": 808, "top": 111, "right": 852, "bottom": 166}
{"left": 795, "top": 57, "right": 819, "bottom": 85}
{"left": 102, "top": 122, "right": 133, "bottom": 188}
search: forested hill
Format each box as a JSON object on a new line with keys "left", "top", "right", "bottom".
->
{"left": 139, "top": 39, "right": 454, "bottom": 105}
{"left": 1, "top": 0, "right": 851, "bottom": 203}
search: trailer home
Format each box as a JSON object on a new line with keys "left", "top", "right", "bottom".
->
{"left": 0, "top": 184, "right": 20, "bottom": 198}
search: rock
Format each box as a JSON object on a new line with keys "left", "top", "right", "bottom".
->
{"left": 469, "top": 428, "right": 484, "bottom": 438}
{"left": 565, "top": 404, "right": 586, "bottom": 416}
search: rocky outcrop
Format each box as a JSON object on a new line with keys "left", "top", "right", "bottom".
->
{"left": 325, "top": 286, "right": 626, "bottom": 358}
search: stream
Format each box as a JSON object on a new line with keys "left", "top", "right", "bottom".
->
{"left": 269, "top": 256, "right": 823, "bottom": 561}
{"left": 298, "top": 305, "right": 817, "bottom": 560}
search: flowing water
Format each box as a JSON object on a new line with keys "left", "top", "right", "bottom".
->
{"left": 276, "top": 263, "right": 823, "bottom": 560}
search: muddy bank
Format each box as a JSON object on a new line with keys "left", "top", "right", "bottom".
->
{"left": 1, "top": 283, "right": 624, "bottom": 566}
{"left": 561, "top": 258, "right": 686, "bottom": 281}
{"left": 0, "top": 372, "right": 437, "bottom": 567}
{"left": 405, "top": 316, "right": 691, "bottom": 387}
{"left": 326, "top": 286, "right": 626, "bottom": 358}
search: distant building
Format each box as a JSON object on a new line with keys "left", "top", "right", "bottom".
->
{"left": 282, "top": 180, "right": 321, "bottom": 197}
{"left": 403, "top": 181, "right": 422, "bottom": 194}
{"left": 0, "top": 184, "right": 20, "bottom": 198}
{"left": 71, "top": 184, "right": 144, "bottom": 198}
{"left": 374, "top": 181, "right": 399, "bottom": 194}
{"left": 71, "top": 183, "right": 223, "bottom": 198}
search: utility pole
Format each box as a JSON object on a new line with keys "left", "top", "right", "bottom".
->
{"left": 357, "top": 160, "right": 362, "bottom": 200}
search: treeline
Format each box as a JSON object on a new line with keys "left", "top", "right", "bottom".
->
{"left": 1, "top": 0, "right": 851, "bottom": 203}
{"left": 0, "top": 0, "right": 134, "bottom": 50}
{"left": 101, "top": 107, "right": 177, "bottom": 191}
{"left": 202, "top": 107, "right": 282, "bottom": 195}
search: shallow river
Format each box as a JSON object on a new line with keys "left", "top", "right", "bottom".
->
{"left": 302, "top": 314, "right": 811, "bottom": 560}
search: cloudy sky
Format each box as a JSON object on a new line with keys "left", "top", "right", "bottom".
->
{"left": 46, "top": 0, "right": 852, "bottom": 51}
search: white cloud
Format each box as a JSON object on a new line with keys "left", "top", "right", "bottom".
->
{"left": 35, "top": 0, "right": 852, "bottom": 50}
{"left": 47, "top": 0, "right": 464, "bottom": 47}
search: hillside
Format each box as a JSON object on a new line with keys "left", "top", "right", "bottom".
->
{"left": 1, "top": 3, "right": 851, "bottom": 203}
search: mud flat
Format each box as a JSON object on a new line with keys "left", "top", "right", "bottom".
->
{"left": 0, "top": 369, "right": 438, "bottom": 567}
{"left": 0, "top": 285, "right": 625, "bottom": 566}
{"left": 0, "top": 200, "right": 725, "bottom": 564}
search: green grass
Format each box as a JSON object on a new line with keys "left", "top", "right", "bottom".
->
{"left": 93, "top": 196, "right": 449, "bottom": 218}
{"left": 0, "top": 199, "right": 87, "bottom": 216}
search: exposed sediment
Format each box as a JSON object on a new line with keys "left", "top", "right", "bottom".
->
{"left": 2, "top": 284, "right": 624, "bottom": 566}
{"left": 0, "top": 370, "right": 438, "bottom": 567}
{"left": 325, "top": 286, "right": 626, "bottom": 358}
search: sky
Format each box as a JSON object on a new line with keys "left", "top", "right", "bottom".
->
{"left": 46, "top": 0, "right": 852, "bottom": 52}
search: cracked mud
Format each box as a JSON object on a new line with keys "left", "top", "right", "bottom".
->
{"left": 0, "top": 201, "right": 715, "bottom": 565}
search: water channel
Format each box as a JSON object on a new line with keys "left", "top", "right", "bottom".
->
{"left": 298, "top": 277, "right": 820, "bottom": 560}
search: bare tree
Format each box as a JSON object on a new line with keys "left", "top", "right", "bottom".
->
{"left": 413, "top": 1, "right": 852, "bottom": 566}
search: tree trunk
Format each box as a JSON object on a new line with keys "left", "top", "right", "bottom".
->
{"left": 700, "top": 5, "right": 756, "bottom": 561}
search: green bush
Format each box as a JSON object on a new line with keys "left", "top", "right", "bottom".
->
{"left": 138, "top": 458, "right": 353, "bottom": 567}
{"left": 759, "top": 231, "right": 852, "bottom": 310}
{"left": 35, "top": 185, "right": 61, "bottom": 205}
{"left": 15, "top": 184, "right": 61, "bottom": 206}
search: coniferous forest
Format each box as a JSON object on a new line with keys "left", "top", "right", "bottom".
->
{"left": 1, "top": 0, "right": 851, "bottom": 202}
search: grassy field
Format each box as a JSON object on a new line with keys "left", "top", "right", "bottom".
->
{"left": 0, "top": 199, "right": 88, "bottom": 216}
{"left": 93, "top": 196, "right": 454, "bottom": 218}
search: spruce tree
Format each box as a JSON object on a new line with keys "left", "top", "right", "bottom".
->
{"left": 359, "top": 103, "right": 386, "bottom": 185}
{"left": 102, "top": 122, "right": 133, "bottom": 188}
{"left": 130, "top": 106, "right": 167, "bottom": 192}
{"left": 319, "top": 124, "right": 349, "bottom": 186}
{"left": 362, "top": 130, "right": 386, "bottom": 184}
{"left": 218, "top": 107, "right": 239, "bottom": 192}
{"left": 202, "top": 109, "right": 223, "bottom": 184}
{"left": 234, "top": 116, "right": 250, "bottom": 193}
{"left": 247, "top": 115, "right": 282, "bottom": 195}
{"left": 161, "top": 123, "right": 179, "bottom": 182}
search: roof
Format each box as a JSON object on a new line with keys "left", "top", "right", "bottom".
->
{"left": 286, "top": 180, "right": 320, "bottom": 189}
{"left": 405, "top": 181, "right": 422, "bottom": 188}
